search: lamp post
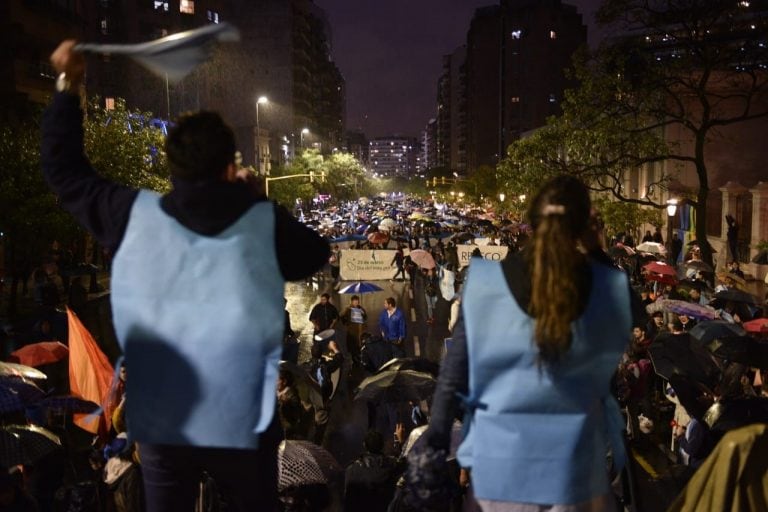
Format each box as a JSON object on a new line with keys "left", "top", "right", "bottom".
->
{"left": 666, "top": 198, "right": 678, "bottom": 264}
{"left": 256, "top": 96, "right": 268, "bottom": 175}
{"left": 300, "top": 127, "right": 309, "bottom": 150}
{"left": 499, "top": 193, "right": 505, "bottom": 203}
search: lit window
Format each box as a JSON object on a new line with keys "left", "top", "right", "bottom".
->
{"left": 154, "top": 1, "right": 168, "bottom": 11}
{"left": 511, "top": 30, "right": 522, "bottom": 39}
{"left": 100, "top": 18, "right": 109, "bottom": 34}
{"left": 206, "top": 9, "right": 219, "bottom": 23}
{"left": 180, "top": 0, "right": 194, "bottom": 14}
{"left": 105, "top": 97, "right": 115, "bottom": 110}
{"left": 550, "top": 30, "right": 557, "bottom": 40}
{"left": 511, "top": 96, "right": 520, "bottom": 103}
{"left": 549, "top": 94, "right": 557, "bottom": 103}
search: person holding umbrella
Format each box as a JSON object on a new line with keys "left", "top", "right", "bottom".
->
{"left": 340, "top": 295, "right": 368, "bottom": 363}
{"left": 42, "top": 41, "right": 329, "bottom": 511}
{"left": 407, "top": 176, "right": 634, "bottom": 510}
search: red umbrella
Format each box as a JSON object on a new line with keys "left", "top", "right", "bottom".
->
{"left": 644, "top": 261, "right": 677, "bottom": 277}
{"left": 645, "top": 274, "right": 678, "bottom": 285}
{"left": 9, "top": 342, "right": 69, "bottom": 367}
{"left": 367, "top": 231, "right": 389, "bottom": 245}
{"left": 744, "top": 318, "right": 768, "bottom": 334}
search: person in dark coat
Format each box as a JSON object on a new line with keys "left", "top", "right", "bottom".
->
{"left": 344, "top": 430, "right": 401, "bottom": 512}
{"left": 309, "top": 294, "right": 339, "bottom": 335}
{"left": 360, "top": 333, "right": 396, "bottom": 374}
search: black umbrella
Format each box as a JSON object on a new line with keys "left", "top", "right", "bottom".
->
{"left": 689, "top": 321, "right": 746, "bottom": 346}
{"left": 752, "top": 250, "right": 768, "bottom": 265}
{"left": 39, "top": 396, "right": 100, "bottom": 415}
{"left": 703, "top": 396, "right": 768, "bottom": 432}
{"left": 707, "top": 336, "right": 768, "bottom": 369}
{"left": 354, "top": 370, "right": 436, "bottom": 404}
{"left": 278, "top": 440, "right": 341, "bottom": 491}
{"left": 0, "top": 424, "right": 62, "bottom": 467}
{"left": 453, "top": 232, "right": 474, "bottom": 243}
{"left": 714, "top": 289, "right": 759, "bottom": 305}
{"left": 378, "top": 357, "right": 440, "bottom": 378}
{"left": 279, "top": 361, "right": 322, "bottom": 404}
{"left": 648, "top": 333, "right": 721, "bottom": 388}
{"left": 684, "top": 260, "right": 714, "bottom": 273}
{"left": 677, "top": 279, "right": 713, "bottom": 293}
{"left": 0, "top": 377, "right": 46, "bottom": 404}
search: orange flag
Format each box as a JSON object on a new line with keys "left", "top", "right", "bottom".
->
{"left": 67, "top": 308, "right": 115, "bottom": 434}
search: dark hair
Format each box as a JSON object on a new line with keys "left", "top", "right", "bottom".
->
{"left": 526, "top": 176, "right": 591, "bottom": 365}
{"left": 363, "top": 429, "right": 384, "bottom": 454}
{"left": 165, "top": 111, "right": 236, "bottom": 181}
{"left": 350, "top": 295, "right": 360, "bottom": 302}
{"left": 321, "top": 293, "right": 331, "bottom": 300}
{"left": 311, "top": 343, "right": 323, "bottom": 359}
{"left": 385, "top": 297, "right": 396, "bottom": 308}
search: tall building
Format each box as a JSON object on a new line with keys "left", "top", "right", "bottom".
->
{"left": 465, "top": 0, "right": 586, "bottom": 173}
{"left": 2, "top": 0, "right": 345, "bottom": 173}
{"left": 369, "top": 136, "right": 420, "bottom": 178}
{"left": 344, "top": 130, "right": 369, "bottom": 168}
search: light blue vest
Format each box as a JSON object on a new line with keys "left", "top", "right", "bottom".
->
{"left": 458, "top": 258, "right": 630, "bottom": 504}
{"left": 111, "top": 191, "right": 284, "bottom": 449}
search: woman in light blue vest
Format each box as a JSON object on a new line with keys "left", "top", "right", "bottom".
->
{"left": 407, "top": 176, "right": 632, "bottom": 511}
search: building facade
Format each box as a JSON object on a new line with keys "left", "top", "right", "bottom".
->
{"left": 465, "top": 0, "right": 586, "bottom": 173}
{"left": 2, "top": 0, "right": 345, "bottom": 173}
{"left": 369, "top": 136, "right": 420, "bottom": 178}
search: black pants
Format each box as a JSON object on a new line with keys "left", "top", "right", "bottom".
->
{"left": 140, "top": 417, "right": 281, "bottom": 512}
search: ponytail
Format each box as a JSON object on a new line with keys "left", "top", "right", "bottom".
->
{"left": 525, "top": 176, "right": 591, "bottom": 365}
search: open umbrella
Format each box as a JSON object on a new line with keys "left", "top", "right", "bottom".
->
{"left": 662, "top": 299, "right": 717, "bottom": 321}
{"left": 684, "top": 260, "right": 714, "bottom": 273}
{"left": 278, "top": 361, "right": 322, "bottom": 406}
{"left": 408, "top": 249, "right": 436, "bottom": 269}
{"left": 0, "top": 362, "right": 47, "bottom": 380}
{"left": 677, "top": 279, "right": 713, "bottom": 293}
{"left": 636, "top": 242, "right": 666, "bottom": 254}
{"left": 378, "top": 357, "right": 440, "bottom": 377}
{"left": 354, "top": 370, "right": 436, "bottom": 404}
{"left": 0, "top": 424, "right": 61, "bottom": 467}
{"left": 0, "top": 377, "right": 46, "bottom": 404}
{"left": 689, "top": 320, "right": 746, "bottom": 346}
{"left": 608, "top": 244, "right": 636, "bottom": 258}
{"left": 644, "top": 261, "right": 677, "bottom": 277}
{"left": 39, "top": 396, "right": 101, "bottom": 415}
{"left": 367, "top": 232, "right": 390, "bottom": 245}
{"left": 9, "top": 342, "right": 69, "bottom": 367}
{"left": 453, "top": 232, "right": 474, "bottom": 243}
{"left": 713, "top": 289, "right": 759, "bottom": 306}
{"left": 648, "top": 333, "right": 720, "bottom": 388}
{"left": 338, "top": 282, "right": 383, "bottom": 295}
{"left": 0, "top": 388, "right": 25, "bottom": 414}
{"left": 707, "top": 336, "right": 768, "bottom": 369}
{"left": 752, "top": 250, "right": 768, "bottom": 265}
{"left": 378, "top": 218, "right": 398, "bottom": 231}
{"left": 716, "top": 272, "right": 747, "bottom": 288}
{"left": 278, "top": 440, "right": 341, "bottom": 491}
{"left": 743, "top": 318, "right": 768, "bottom": 334}
{"left": 75, "top": 22, "right": 240, "bottom": 82}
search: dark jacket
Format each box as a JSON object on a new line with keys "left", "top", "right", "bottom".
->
{"left": 305, "top": 352, "right": 344, "bottom": 400}
{"left": 361, "top": 335, "right": 397, "bottom": 373}
{"left": 40, "top": 93, "right": 328, "bottom": 280}
{"left": 309, "top": 303, "right": 339, "bottom": 333}
{"left": 344, "top": 453, "right": 401, "bottom": 512}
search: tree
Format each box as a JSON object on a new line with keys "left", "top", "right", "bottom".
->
{"left": 592, "top": 197, "right": 662, "bottom": 242}
{"left": 0, "top": 97, "right": 168, "bottom": 317}
{"left": 594, "top": 0, "right": 768, "bottom": 266}
{"left": 499, "top": 1, "right": 768, "bottom": 266}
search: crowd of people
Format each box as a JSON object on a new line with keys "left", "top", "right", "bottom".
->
{"left": 1, "top": 40, "right": 767, "bottom": 512}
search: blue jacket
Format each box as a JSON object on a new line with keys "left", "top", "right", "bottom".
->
{"left": 458, "top": 259, "right": 630, "bottom": 505}
{"left": 111, "top": 191, "right": 284, "bottom": 449}
{"left": 378, "top": 308, "right": 406, "bottom": 341}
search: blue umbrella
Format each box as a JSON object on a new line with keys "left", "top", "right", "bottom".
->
{"left": 338, "top": 282, "right": 383, "bottom": 294}
{"left": 330, "top": 234, "right": 367, "bottom": 243}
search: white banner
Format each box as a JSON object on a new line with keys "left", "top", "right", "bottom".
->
{"left": 456, "top": 244, "right": 509, "bottom": 268}
{"left": 340, "top": 250, "right": 398, "bottom": 281}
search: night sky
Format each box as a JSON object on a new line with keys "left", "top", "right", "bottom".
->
{"left": 315, "top": 0, "right": 604, "bottom": 139}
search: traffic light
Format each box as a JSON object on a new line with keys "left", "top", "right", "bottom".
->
{"left": 432, "top": 177, "right": 437, "bottom": 187}
{"left": 309, "top": 171, "right": 315, "bottom": 182}
{"left": 320, "top": 171, "right": 326, "bottom": 183}
{"left": 441, "top": 176, "right": 446, "bottom": 185}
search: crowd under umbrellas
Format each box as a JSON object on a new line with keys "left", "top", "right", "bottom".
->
{"left": 606, "top": 229, "right": 768, "bottom": 483}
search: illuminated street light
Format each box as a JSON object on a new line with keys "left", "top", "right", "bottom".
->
{"left": 300, "top": 127, "right": 310, "bottom": 149}
{"left": 499, "top": 193, "right": 506, "bottom": 202}
{"left": 255, "top": 96, "right": 268, "bottom": 175}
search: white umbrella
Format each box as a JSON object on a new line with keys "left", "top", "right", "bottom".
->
{"left": 379, "top": 218, "right": 398, "bottom": 231}
{"left": 636, "top": 242, "right": 667, "bottom": 254}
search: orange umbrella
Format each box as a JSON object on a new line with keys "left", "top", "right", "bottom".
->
{"left": 10, "top": 342, "right": 69, "bottom": 367}
{"left": 367, "top": 231, "right": 389, "bottom": 245}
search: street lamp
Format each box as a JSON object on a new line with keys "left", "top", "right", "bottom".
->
{"left": 666, "top": 198, "right": 678, "bottom": 263}
{"left": 300, "top": 127, "right": 309, "bottom": 149}
{"left": 256, "top": 96, "right": 268, "bottom": 175}
{"left": 499, "top": 193, "right": 506, "bottom": 202}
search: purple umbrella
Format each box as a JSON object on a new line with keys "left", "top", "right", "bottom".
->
{"left": 662, "top": 299, "right": 717, "bottom": 321}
